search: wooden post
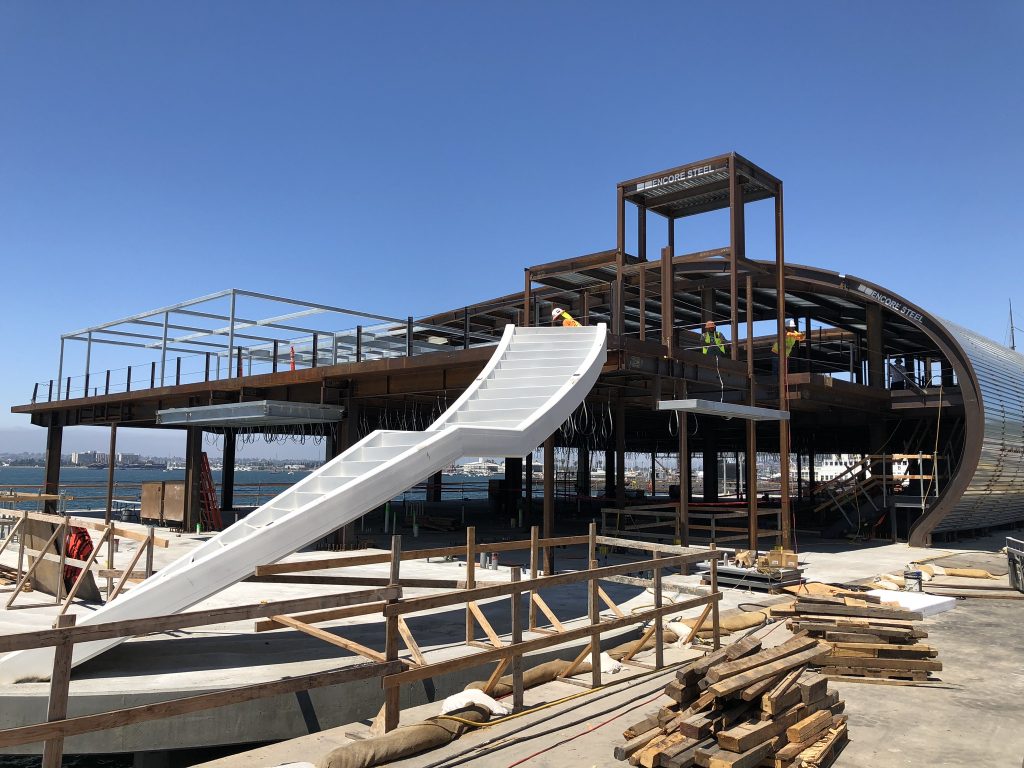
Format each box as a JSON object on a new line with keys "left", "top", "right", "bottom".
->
{"left": 510, "top": 568, "right": 524, "bottom": 712}
{"left": 465, "top": 526, "right": 476, "bottom": 644}
{"left": 543, "top": 436, "right": 555, "bottom": 574}
{"left": 41, "top": 613, "right": 76, "bottom": 768}
{"left": 588, "top": 520, "right": 597, "bottom": 568}
{"left": 589, "top": 557, "right": 601, "bottom": 689}
{"left": 710, "top": 543, "right": 720, "bottom": 650}
{"left": 15, "top": 511, "right": 26, "bottom": 583}
{"left": 55, "top": 522, "right": 68, "bottom": 604}
{"left": 653, "top": 550, "right": 664, "bottom": 670}
{"left": 144, "top": 526, "right": 155, "bottom": 578}
{"left": 528, "top": 525, "right": 538, "bottom": 630}
{"left": 383, "top": 535, "right": 402, "bottom": 732}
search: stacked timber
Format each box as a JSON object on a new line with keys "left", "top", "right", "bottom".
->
{"left": 779, "top": 594, "right": 941, "bottom": 683}
{"left": 613, "top": 634, "right": 849, "bottom": 768}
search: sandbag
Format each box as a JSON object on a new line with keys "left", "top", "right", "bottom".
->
{"left": 317, "top": 704, "right": 490, "bottom": 768}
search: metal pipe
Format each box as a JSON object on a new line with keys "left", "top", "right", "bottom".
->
{"left": 159, "top": 312, "right": 169, "bottom": 386}
{"left": 226, "top": 290, "right": 235, "bottom": 380}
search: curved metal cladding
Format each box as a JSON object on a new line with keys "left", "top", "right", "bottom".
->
{"left": 933, "top": 319, "right": 1024, "bottom": 532}
{"left": 780, "top": 265, "right": 986, "bottom": 544}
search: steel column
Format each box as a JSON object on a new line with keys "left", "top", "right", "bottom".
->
{"left": 775, "top": 187, "right": 792, "bottom": 549}
{"left": 43, "top": 423, "right": 63, "bottom": 515}
{"left": 222, "top": 429, "right": 236, "bottom": 511}
{"left": 226, "top": 289, "right": 236, "bottom": 379}
{"left": 159, "top": 312, "right": 169, "bottom": 387}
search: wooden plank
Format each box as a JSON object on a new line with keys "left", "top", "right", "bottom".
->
{"left": 827, "top": 642, "right": 937, "bottom": 658}
{"left": 396, "top": 617, "right": 426, "bottom": 666}
{"left": 717, "top": 691, "right": 838, "bottom": 753}
{"left": 0, "top": 586, "right": 401, "bottom": 653}
{"left": 709, "top": 644, "right": 830, "bottom": 697}
{"left": 786, "top": 710, "right": 832, "bottom": 743}
{"left": 623, "top": 622, "right": 658, "bottom": 662}
{"left": 660, "top": 736, "right": 716, "bottom": 768}
{"left": 823, "top": 674, "right": 937, "bottom": 687}
{"left": 531, "top": 592, "right": 566, "bottom": 633}
{"left": 776, "top": 716, "right": 846, "bottom": 760}
{"left": 796, "top": 672, "right": 829, "bottom": 704}
{"left": 792, "top": 601, "right": 922, "bottom": 621}
{"left": 253, "top": 534, "right": 591, "bottom": 575}
{"left": 822, "top": 655, "right": 941, "bottom": 671}
{"left": 106, "top": 534, "right": 150, "bottom": 602}
{"left": 255, "top": 600, "right": 387, "bottom": 632}
{"left": 704, "top": 739, "right": 775, "bottom": 768}
{"left": 598, "top": 585, "right": 626, "bottom": 618}
{"left": 763, "top": 664, "right": 805, "bottom": 709}
{"left": 739, "top": 670, "right": 786, "bottom": 702}
{"left": 821, "top": 665, "right": 933, "bottom": 681}
{"left": 271, "top": 615, "right": 387, "bottom": 662}
{"left": 468, "top": 602, "right": 505, "bottom": 648}
{"left": 615, "top": 727, "right": 663, "bottom": 761}
{"left": 681, "top": 603, "right": 714, "bottom": 645}
{"left": 26, "top": 511, "right": 169, "bottom": 547}
{"left": 636, "top": 731, "right": 690, "bottom": 768}
{"left": 762, "top": 684, "right": 802, "bottom": 716}
{"left": 40, "top": 614, "right": 75, "bottom": 768}
{"left": 790, "top": 620, "right": 926, "bottom": 639}
{"left": 0, "top": 661, "right": 401, "bottom": 748}
{"left": 705, "top": 635, "right": 816, "bottom": 683}
{"left": 482, "top": 657, "right": 510, "bottom": 695}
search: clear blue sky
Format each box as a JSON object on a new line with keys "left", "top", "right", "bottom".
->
{"left": 2, "top": 2, "right": 1021, "bottom": 456}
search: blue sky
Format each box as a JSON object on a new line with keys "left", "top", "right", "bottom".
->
{"left": 1, "top": 2, "right": 1021, "bottom": 456}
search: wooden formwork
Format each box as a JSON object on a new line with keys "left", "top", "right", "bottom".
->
{"left": 0, "top": 525, "right": 723, "bottom": 764}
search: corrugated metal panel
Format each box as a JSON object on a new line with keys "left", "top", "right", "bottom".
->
{"left": 936, "top": 319, "right": 1024, "bottom": 531}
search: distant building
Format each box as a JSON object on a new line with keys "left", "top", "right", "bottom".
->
{"left": 117, "top": 453, "right": 141, "bottom": 465}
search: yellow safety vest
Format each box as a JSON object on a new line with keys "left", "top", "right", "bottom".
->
{"left": 702, "top": 331, "right": 726, "bottom": 355}
{"left": 772, "top": 331, "right": 804, "bottom": 358}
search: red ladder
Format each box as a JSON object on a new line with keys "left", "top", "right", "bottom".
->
{"left": 199, "top": 452, "right": 224, "bottom": 532}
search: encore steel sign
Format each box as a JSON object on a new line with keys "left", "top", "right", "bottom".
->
{"left": 857, "top": 283, "right": 925, "bottom": 324}
{"left": 634, "top": 164, "right": 721, "bottom": 192}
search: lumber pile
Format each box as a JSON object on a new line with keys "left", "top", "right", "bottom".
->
{"left": 613, "top": 634, "right": 849, "bottom": 768}
{"left": 778, "top": 594, "right": 941, "bottom": 683}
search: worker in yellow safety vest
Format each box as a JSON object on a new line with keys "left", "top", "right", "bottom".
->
{"left": 551, "top": 307, "right": 582, "bottom": 327}
{"left": 772, "top": 319, "right": 806, "bottom": 372}
{"left": 702, "top": 320, "right": 726, "bottom": 357}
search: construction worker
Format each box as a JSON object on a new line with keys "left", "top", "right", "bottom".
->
{"left": 702, "top": 320, "right": 726, "bottom": 357}
{"left": 551, "top": 307, "right": 582, "bottom": 327}
{"left": 772, "top": 319, "right": 806, "bottom": 373}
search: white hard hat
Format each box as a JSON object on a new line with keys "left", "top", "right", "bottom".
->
{"left": 551, "top": 307, "right": 564, "bottom": 319}
{"left": 786, "top": 318, "right": 797, "bottom": 330}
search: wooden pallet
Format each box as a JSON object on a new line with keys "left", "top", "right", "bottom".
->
{"left": 820, "top": 665, "right": 933, "bottom": 682}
